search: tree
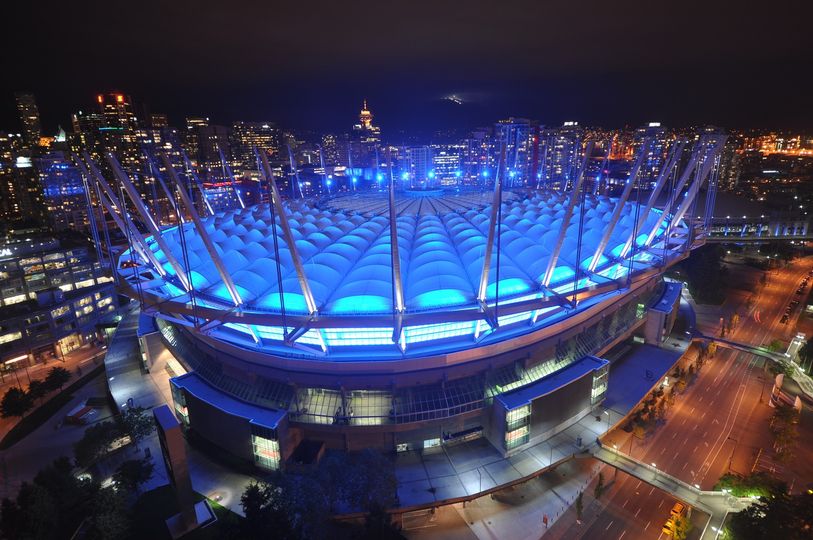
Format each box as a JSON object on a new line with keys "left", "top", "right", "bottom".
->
{"left": 119, "top": 406, "right": 155, "bottom": 449}
{"left": 575, "top": 492, "right": 583, "bottom": 522}
{"left": 74, "top": 420, "right": 123, "bottom": 468}
{"left": 0, "top": 387, "right": 33, "bottom": 418}
{"left": 727, "top": 491, "right": 813, "bottom": 540}
{"left": 85, "top": 488, "right": 130, "bottom": 540}
{"left": 673, "top": 515, "right": 692, "bottom": 540}
{"left": 44, "top": 366, "right": 71, "bottom": 392}
{"left": 27, "top": 379, "right": 48, "bottom": 404}
{"left": 798, "top": 338, "right": 813, "bottom": 372}
{"left": 632, "top": 424, "right": 646, "bottom": 439}
{"left": 0, "top": 482, "right": 59, "bottom": 540}
{"left": 112, "top": 457, "right": 154, "bottom": 494}
{"left": 707, "top": 341, "right": 718, "bottom": 358}
{"left": 714, "top": 472, "right": 787, "bottom": 498}
{"left": 767, "top": 339, "right": 785, "bottom": 353}
{"left": 240, "top": 481, "right": 296, "bottom": 540}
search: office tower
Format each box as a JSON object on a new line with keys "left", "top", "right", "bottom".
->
{"left": 0, "top": 155, "right": 46, "bottom": 224}
{"left": 542, "top": 121, "right": 584, "bottom": 189}
{"left": 15, "top": 92, "right": 42, "bottom": 149}
{"left": 231, "top": 121, "right": 281, "bottom": 171}
{"left": 183, "top": 117, "right": 209, "bottom": 163}
{"left": 495, "top": 118, "right": 532, "bottom": 187}
{"left": 321, "top": 134, "right": 341, "bottom": 166}
{"left": 633, "top": 122, "right": 671, "bottom": 188}
{"left": 349, "top": 100, "right": 381, "bottom": 167}
{"left": 94, "top": 93, "right": 140, "bottom": 166}
{"left": 401, "top": 146, "right": 434, "bottom": 186}
{"left": 431, "top": 144, "right": 464, "bottom": 186}
{"left": 462, "top": 128, "right": 497, "bottom": 185}
{"left": 197, "top": 124, "right": 231, "bottom": 179}
{"left": 36, "top": 152, "right": 88, "bottom": 232}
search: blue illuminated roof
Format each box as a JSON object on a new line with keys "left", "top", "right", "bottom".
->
{"left": 141, "top": 191, "right": 667, "bottom": 316}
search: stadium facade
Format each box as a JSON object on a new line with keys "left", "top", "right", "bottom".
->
{"left": 87, "top": 132, "right": 725, "bottom": 473}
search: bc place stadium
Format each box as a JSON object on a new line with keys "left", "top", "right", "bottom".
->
{"left": 83, "top": 131, "right": 725, "bottom": 473}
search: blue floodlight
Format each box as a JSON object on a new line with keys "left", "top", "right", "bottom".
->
{"left": 482, "top": 170, "right": 489, "bottom": 178}
{"left": 509, "top": 170, "right": 517, "bottom": 178}
{"left": 401, "top": 171, "right": 409, "bottom": 180}
{"left": 376, "top": 173, "right": 384, "bottom": 182}
{"left": 428, "top": 169, "right": 436, "bottom": 179}
{"left": 352, "top": 177, "right": 358, "bottom": 183}
{"left": 455, "top": 170, "right": 462, "bottom": 178}
{"left": 326, "top": 179, "right": 333, "bottom": 186}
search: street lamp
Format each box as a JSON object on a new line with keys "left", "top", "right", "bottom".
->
{"left": 603, "top": 409, "right": 611, "bottom": 433}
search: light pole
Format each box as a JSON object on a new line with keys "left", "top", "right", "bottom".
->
{"left": 604, "top": 409, "right": 611, "bottom": 434}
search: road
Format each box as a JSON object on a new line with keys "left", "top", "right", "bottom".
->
{"left": 568, "top": 256, "right": 813, "bottom": 540}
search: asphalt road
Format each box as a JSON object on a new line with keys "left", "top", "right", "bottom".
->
{"left": 576, "top": 256, "right": 813, "bottom": 540}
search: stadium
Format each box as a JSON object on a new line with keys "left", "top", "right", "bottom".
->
{"left": 103, "top": 136, "right": 723, "bottom": 472}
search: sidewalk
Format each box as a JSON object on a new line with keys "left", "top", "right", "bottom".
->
{"left": 0, "top": 344, "right": 108, "bottom": 441}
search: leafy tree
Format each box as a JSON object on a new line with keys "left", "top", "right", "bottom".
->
{"left": 0, "top": 387, "right": 33, "bottom": 418}
{"left": 33, "top": 457, "right": 98, "bottom": 533}
{"left": 632, "top": 424, "right": 646, "bottom": 439}
{"left": 119, "top": 406, "right": 155, "bottom": 449}
{"left": 112, "top": 457, "right": 154, "bottom": 494}
{"left": 85, "top": 488, "right": 130, "bottom": 540}
{"left": 727, "top": 491, "right": 813, "bottom": 540}
{"left": 0, "top": 482, "right": 58, "bottom": 540}
{"left": 74, "top": 421, "right": 124, "bottom": 468}
{"left": 673, "top": 515, "right": 692, "bottom": 540}
{"left": 707, "top": 341, "right": 717, "bottom": 358}
{"left": 27, "top": 379, "right": 48, "bottom": 404}
{"left": 714, "top": 472, "right": 787, "bottom": 498}
{"left": 766, "top": 339, "right": 785, "bottom": 353}
{"left": 239, "top": 481, "right": 296, "bottom": 540}
{"left": 44, "top": 366, "right": 71, "bottom": 392}
{"left": 575, "top": 491, "right": 583, "bottom": 522}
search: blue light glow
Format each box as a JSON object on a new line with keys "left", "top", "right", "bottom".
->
{"left": 455, "top": 170, "right": 462, "bottom": 178}
{"left": 401, "top": 172, "right": 409, "bottom": 180}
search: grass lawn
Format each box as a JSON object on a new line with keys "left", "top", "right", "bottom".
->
{"left": 131, "top": 485, "right": 241, "bottom": 539}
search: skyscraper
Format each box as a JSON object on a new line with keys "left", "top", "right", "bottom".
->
{"left": 541, "top": 122, "right": 584, "bottom": 190}
{"left": 633, "top": 122, "right": 671, "bottom": 188}
{"left": 350, "top": 100, "right": 381, "bottom": 167}
{"left": 231, "top": 121, "right": 281, "bottom": 171}
{"left": 15, "top": 92, "right": 42, "bottom": 149}
{"left": 495, "top": 118, "right": 532, "bottom": 187}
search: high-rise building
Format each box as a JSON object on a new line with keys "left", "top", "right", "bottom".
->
{"left": 321, "top": 134, "right": 341, "bottom": 166}
{"left": 401, "top": 146, "right": 434, "bottom": 187}
{"left": 36, "top": 152, "right": 88, "bottom": 232}
{"left": 633, "top": 122, "right": 671, "bottom": 188}
{"left": 349, "top": 100, "right": 381, "bottom": 167}
{"left": 183, "top": 117, "right": 209, "bottom": 163}
{"left": 197, "top": 124, "right": 231, "bottom": 179}
{"left": 541, "top": 122, "right": 584, "bottom": 189}
{"left": 95, "top": 93, "right": 140, "bottom": 166}
{"left": 495, "top": 118, "right": 532, "bottom": 187}
{"left": 431, "top": 144, "right": 464, "bottom": 186}
{"left": 150, "top": 113, "right": 169, "bottom": 128}
{"left": 15, "top": 92, "right": 42, "bottom": 149}
{"left": 0, "top": 155, "right": 46, "bottom": 224}
{"left": 231, "top": 121, "right": 281, "bottom": 171}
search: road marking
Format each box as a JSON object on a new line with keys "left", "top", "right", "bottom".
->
{"left": 698, "top": 396, "right": 703, "bottom": 403}
{"left": 622, "top": 498, "right": 628, "bottom": 508}
{"left": 703, "top": 431, "right": 708, "bottom": 438}
{"left": 645, "top": 520, "right": 651, "bottom": 531}
{"left": 694, "top": 446, "right": 698, "bottom": 453}
{"left": 658, "top": 499, "right": 664, "bottom": 509}
{"left": 702, "top": 412, "right": 707, "bottom": 419}
{"left": 618, "top": 531, "right": 626, "bottom": 540}
{"left": 649, "top": 487, "right": 655, "bottom": 496}
{"left": 690, "top": 407, "right": 695, "bottom": 414}
{"left": 606, "top": 520, "right": 614, "bottom": 531}
{"left": 661, "top": 448, "right": 666, "bottom": 455}
{"left": 635, "top": 481, "right": 642, "bottom": 489}
{"left": 635, "top": 507, "right": 641, "bottom": 518}
{"left": 682, "top": 462, "right": 688, "bottom": 471}
{"left": 682, "top": 419, "right": 687, "bottom": 425}
{"left": 672, "top": 432, "right": 677, "bottom": 439}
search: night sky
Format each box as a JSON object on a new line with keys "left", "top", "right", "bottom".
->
{"left": 2, "top": 0, "right": 811, "bottom": 138}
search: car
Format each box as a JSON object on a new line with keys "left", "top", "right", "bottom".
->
{"left": 791, "top": 300, "right": 800, "bottom": 306}
{"left": 662, "top": 519, "right": 676, "bottom": 535}
{"left": 671, "top": 502, "right": 687, "bottom": 517}
{"left": 781, "top": 315, "right": 789, "bottom": 324}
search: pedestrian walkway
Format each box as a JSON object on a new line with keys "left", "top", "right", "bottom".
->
{"left": 590, "top": 442, "right": 752, "bottom": 540}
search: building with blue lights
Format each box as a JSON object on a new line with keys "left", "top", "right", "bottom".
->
{"left": 92, "top": 130, "right": 725, "bottom": 473}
